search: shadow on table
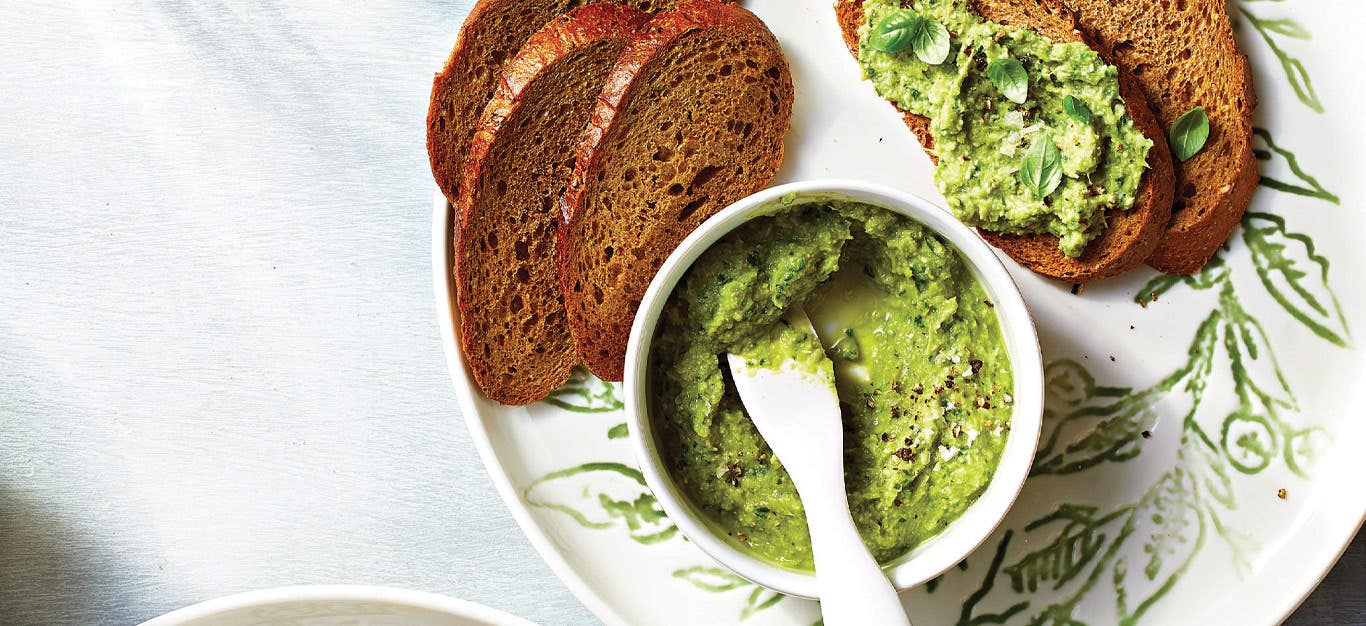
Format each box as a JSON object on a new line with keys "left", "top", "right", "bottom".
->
{"left": 0, "top": 486, "right": 127, "bottom": 625}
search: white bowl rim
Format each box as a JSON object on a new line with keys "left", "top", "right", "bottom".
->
{"left": 623, "top": 179, "right": 1045, "bottom": 599}
{"left": 139, "top": 585, "right": 539, "bottom": 626}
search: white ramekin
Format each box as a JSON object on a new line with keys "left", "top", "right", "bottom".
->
{"left": 623, "top": 180, "right": 1043, "bottom": 599}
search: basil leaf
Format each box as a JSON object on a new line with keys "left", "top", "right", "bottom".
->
{"left": 1063, "top": 95, "right": 1091, "bottom": 123}
{"left": 910, "top": 17, "right": 951, "bottom": 64}
{"left": 1170, "top": 106, "right": 1210, "bottom": 162}
{"left": 987, "top": 58, "right": 1029, "bottom": 104}
{"left": 1018, "top": 136, "right": 1063, "bottom": 199}
{"left": 870, "top": 10, "right": 918, "bottom": 53}
{"left": 870, "top": 10, "right": 951, "bottom": 64}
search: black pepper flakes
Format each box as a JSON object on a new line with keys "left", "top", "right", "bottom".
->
{"left": 970, "top": 359, "right": 983, "bottom": 374}
{"left": 881, "top": 432, "right": 891, "bottom": 442}
{"left": 893, "top": 447, "right": 915, "bottom": 461}
{"left": 1141, "top": 430, "right": 1152, "bottom": 439}
{"left": 722, "top": 462, "right": 742, "bottom": 487}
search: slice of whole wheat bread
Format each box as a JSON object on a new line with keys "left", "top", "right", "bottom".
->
{"left": 455, "top": 5, "right": 651, "bottom": 405}
{"left": 558, "top": 0, "right": 795, "bottom": 381}
{"left": 426, "top": 0, "right": 681, "bottom": 208}
{"left": 835, "top": 0, "right": 1176, "bottom": 283}
{"left": 1060, "top": 0, "right": 1258, "bottom": 275}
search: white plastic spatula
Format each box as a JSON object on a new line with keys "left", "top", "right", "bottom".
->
{"left": 727, "top": 309, "right": 912, "bottom": 626}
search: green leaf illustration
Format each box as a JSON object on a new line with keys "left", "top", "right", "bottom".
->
{"left": 1240, "top": 8, "right": 1323, "bottom": 113}
{"left": 673, "top": 565, "right": 785, "bottom": 621}
{"left": 956, "top": 530, "right": 1029, "bottom": 626}
{"left": 1220, "top": 411, "right": 1278, "bottom": 474}
{"left": 1032, "top": 314, "right": 1219, "bottom": 476}
{"left": 1206, "top": 504, "right": 1259, "bottom": 578}
{"left": 1136, "top": 273, "right": 1186, "bottom": 305}
{"left": 1252, "top": 127, "right": 1339, "bottom": 203}
{"left": 1002, "top": 506, "right": 1130, "bottom": 594}
{"left": 1031, "top": 390, "right": 1168, "bottom": 475}
{"left": 607, "top": 422, "right": 629, "bottom": 439}
{"left": 1283, "top": 427, "right": 1331, "bottom": 478}
{"left": 1134, "top": 253, "right": 1229, "bottom": 305}
{"left": 1112, "top": 470, "right": 1206, "bottom": 625}
{"left": 1187, "top": 431, "right": 1237, "bottom": 510}
{"left": 1220, "top": 285, "right": 1296, "bottom": 410}
{"left": 672, "top": 566, "right": 749, "bottom": 592}
{"left": 544, "top": 367, "right": 625, "bottom": 413}
{"left": 1045, "top": 360, "right": 1129, "bottom": 409}
{"left": 1242, "top": 212, "right": 1351, "bottom": 347}
{"left": 740, "top": 587, "right": 785, "bottom": 620}
{"left": 1252, "top": 17, "right": 1310, "bottom": 38}
{"left": 524, "top": 462, "right": 677, "bottom": 544}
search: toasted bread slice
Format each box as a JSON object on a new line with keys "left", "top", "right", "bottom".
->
{"left": 456, "top": 5, "right": 651, "bottom": 405}
{"left": 835, "top": 0, "right": 1175, "bottom": 283}
{"left": 1060, "top": 0, "right": 1258, "bottom": 275}
{"left": 558, "top": 0, "right": 795, "bottom": 381}
{"left": 427, "top": 0, "right": 680, "bottom": 207}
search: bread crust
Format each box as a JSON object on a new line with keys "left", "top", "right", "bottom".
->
{"left": 835, "top": 0, "right": 1175, "bottom": 283}
{"left": 427, "top": 0, "right": 513, "bottom": 206}
{"left": 427, "top": 0, "right": 683, "bottom": 208}
{"left": 559, "top": 0, "right": 794, "bottom": 380}
{"left": 456, "top": 4, "right": 651, "bottom": 404}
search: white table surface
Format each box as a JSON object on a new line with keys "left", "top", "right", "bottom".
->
{"left": 0, "top": 1, "right": 1361, "bottom": 625}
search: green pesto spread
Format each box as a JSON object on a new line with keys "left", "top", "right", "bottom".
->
{"left": 650, "top": 200, "right": 1013, "bottom": 569}
{"left": 858, "top": 0, "right": 1152, "bottom": 257}
{"left": 731, "top": 310, "right": 837, "bottom": 389}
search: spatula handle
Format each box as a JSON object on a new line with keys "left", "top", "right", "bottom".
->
{"left": 798, "top": 475, "right": 912, "bottom": 626}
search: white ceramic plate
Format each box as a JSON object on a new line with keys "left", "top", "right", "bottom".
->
{"left": 141, "top": 586, "right": 537, "bottom": 626}
{"left": 433, "top": 0, "right": 1366, "bottom": 623}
